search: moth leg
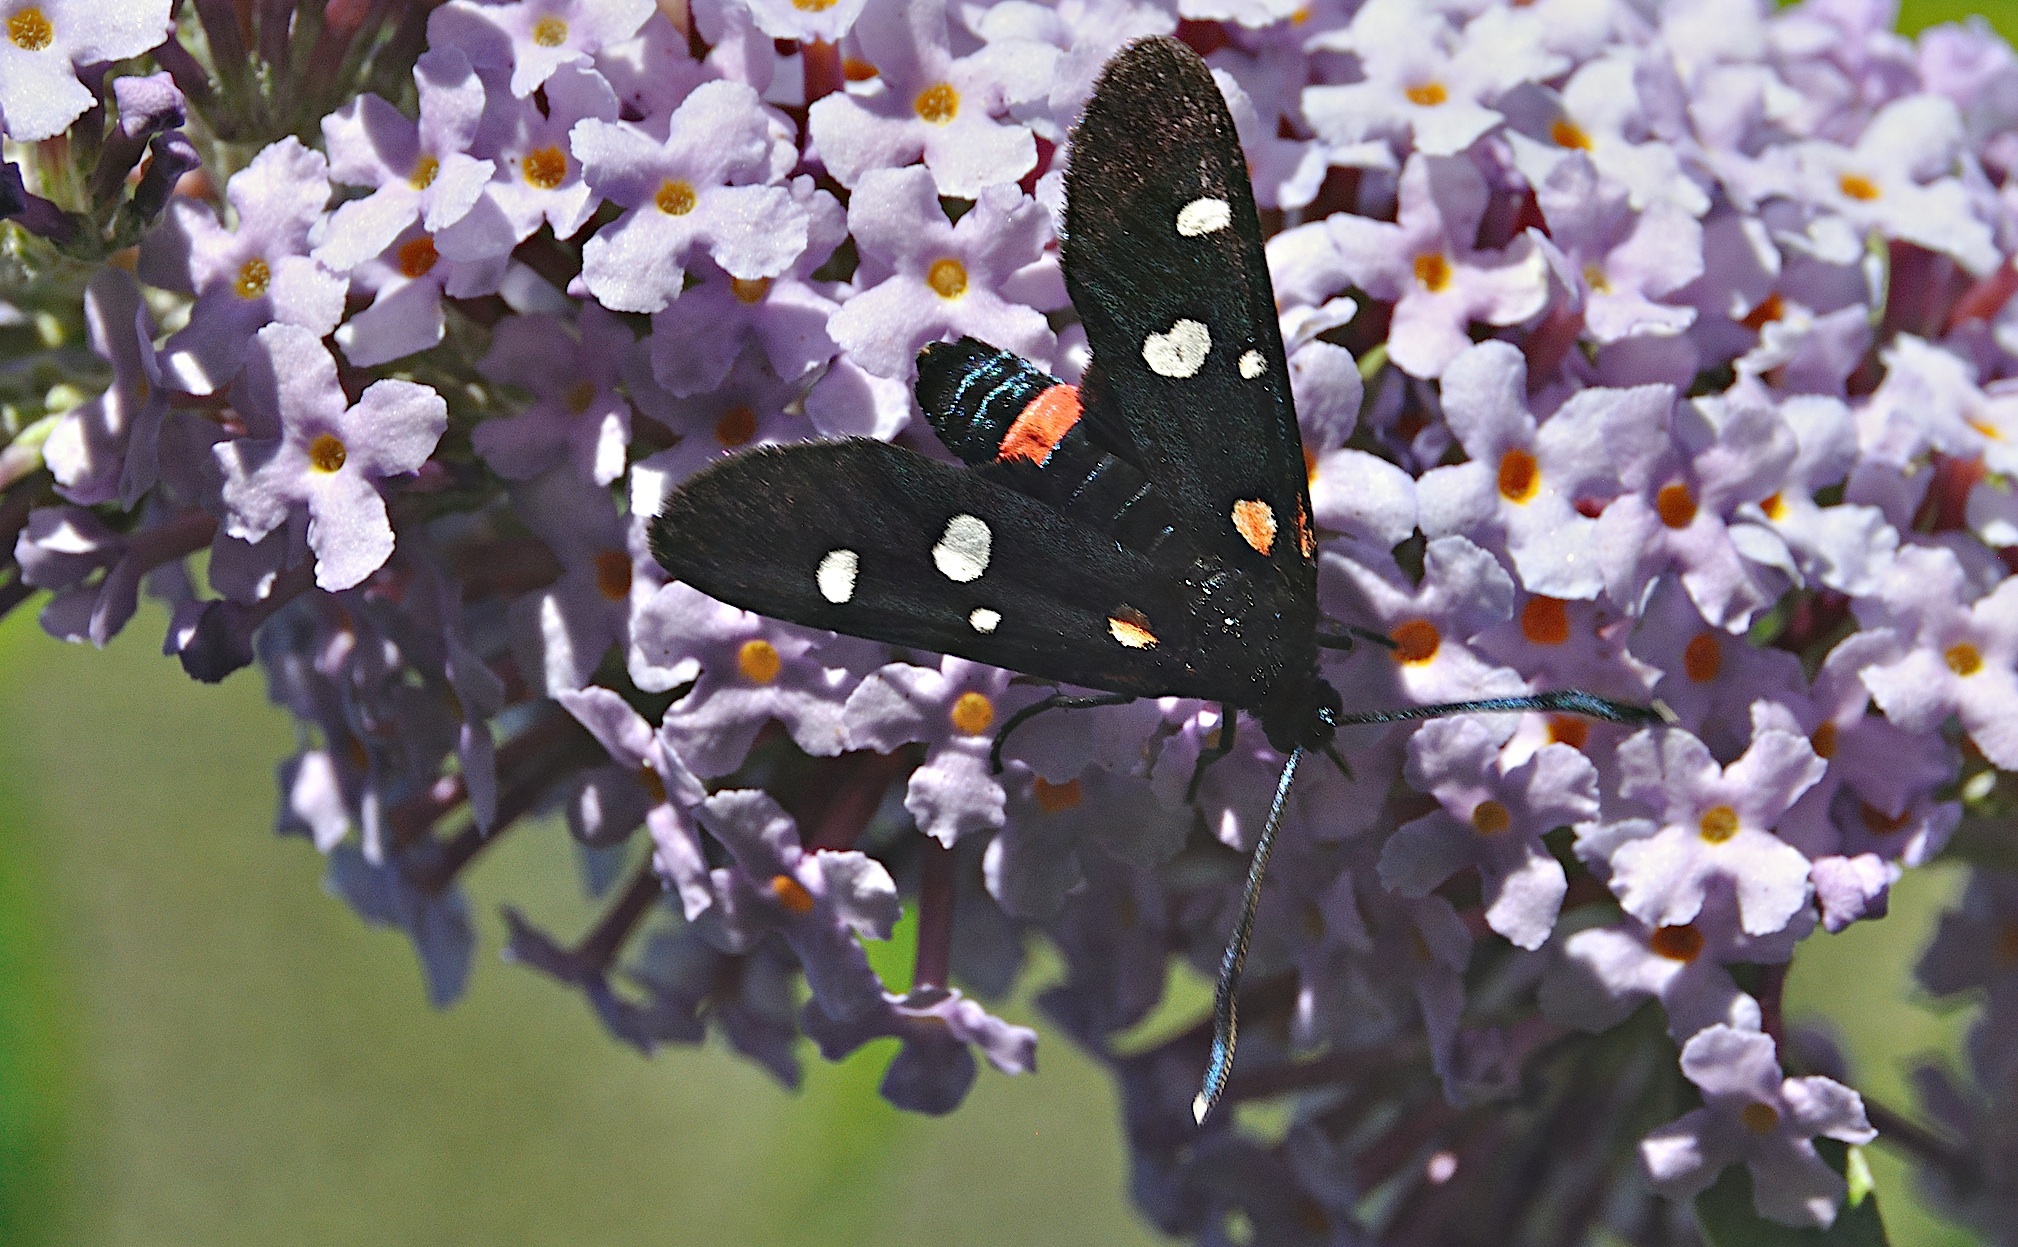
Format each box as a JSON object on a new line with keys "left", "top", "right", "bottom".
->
{"left": 1315, "top": 626, "right": 1398, "bottom": 652}
{"left": 989, "top": 692, "right": 1137, "bottom": 775}
{"left": 1186, "top": 702, "right": 1239, "bottom": 804}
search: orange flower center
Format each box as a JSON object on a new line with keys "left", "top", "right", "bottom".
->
{"left": 1547, "top": 715, "right": 1588, "bottom": 750}
{"left": 522, "top": 145, "right": 567, "bottom": 189}
{"left": 1549, "top": 118, "right": 1592, "bottom": 149}
{"left": 234, "top": 257, "right": 272, "bottom": 298}
{"left": 1498, "top": 447, "right": 1539, "bottom": 503}
{"left": 1947, "top": 642, "right": 1983, "bottom": 676}
{"left": 1034, "top": 776, "right": 1082, "bottom": 813}
{"left": 950, "top": 691, "right": 995, "bottom": 735}
{"left": 1405, "top": 81, "right": 1448, "bottom": 107}
{"left": 1390, "top": 619, "right": 1441, "bottom": 665}
{"left": 715, "top": 405, "right": 757, "bottom": 447}
{"left": 7, "top": 8, "right": 53, "bottom": 50}
{"left": 914, "top": 82, "right": 960, "bottom": 124}
{"left": 1684, "top": 631, "right": 1722, "bottom": 683}
{"left": 1471, "top": 800, "right": 1511, "bottom": 835}
{"left": 770, "top": 873, "right": 816, "bottom": 914}
{"left": 1521, "top": 596, "right": 1569, "bottom": 647}
{"left": 1649, "top": 924, "right": 1704, "bottom": 961}
{"left": 927, "top": 258, "right": 968, "bottom": 299}
{"left": 398, "top": 235, "right": 439, "bottom": 278}
{"left": 594, "top": 549, "right": 631, "bottom": 601}
{"left": 308, "top": 433, "right": 347, "bottom": 473}
{"left": 731, "top": 277, "right": 771, "bottom": 304}
{"left": 656, "top": 180, "right": 697, "bottom": 215}
{"left": 1414, "top": 253, "right": 1452, "bottom": 293}
{"left": 1655, "top": 482, "right": 1697, "bottom": 528}
{"left": 565, "top": 380, "right": 597, "bottom": 414}
{"left": 1741, "top": 1102, "right": 1781, "bottom": 1134}
{"left": 1810, "top": 720, "right": 1837, "bottom": 760}
{"left": 738, "top": 639, "right": 781, "bottom": 683}
{"left": 1838, "top": 173, "right": 1881, "bottom": 202}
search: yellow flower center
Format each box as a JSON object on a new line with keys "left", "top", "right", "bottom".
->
{"left": 1946, "top": 642, "right": 1983, "bottom": 676}
{"left": 1838, "top": 173, "right": 1881, "bottom": 202}
{"left": 927, "top": 258, "right": 968, "bottom": 299}
{"left": 714, "top": 405, "right": 757, "bottom": 447}
{"left": 794, "top": 0, "right": 838, "bottom": 9}
{"left": 1498, "top": 447, "right": 1539, "bottom": 503}
{"left": 7, "top": 7, "right": 53, "bottom": 51}
{"left": 1582, "top": 263, "right": 1610, "bottom": 294}
{"left": 594, "top": 549, "right": 631, "bottom": 601}
{"left": 656, "top": 180, "right": 697, "bottom": 216}
{"left": 770, "top": 873, "right": 816, "bottom": 914}
{"left": 738, "top": 639, "right": 782, "bottom": 683}
{"left": 1405, "top": 81, "right": 1448, "bottom": 107}
{"left": 1471, "top": 800, "right": 1511, "bottom": 835}
{"left": 234, "top": 257, "right": 272, "bottom": 298}
{"left": 914, "top": 82, "right": 960, "bottom": 124}
{"left": 1760, "top": 492, "right": 1786, "bottom": 520}
{"left": 522, "top": 145, "right": 567, "bottom": 189}
{"left": 1390, "top": 619, "right": 1441, "bottom": 665}
{"left": 731, "top": 277, "right": 771, "bottom": 304}
{"left": 1656, "top": 482, "right": 1697, "bottom": 528}
{"left": 532, "top": 16, "right": 569, "bottom": 46}
{"left": 1549, "top": 118, "right": 1592, "bottom": 150}
{"left": 1649, "top": 924, "right": 1704, "bottom": 961}
{"left": 308, "top": 433, "right": 348, "bottom": 473}
{"left": 1414, "top": 253, "right": 1452, "bottom": 293}
{"left": 1520, "top": 596, "right": 1569, "bottom": 647}
{"left": 397, "top": 235, "right": 439, "bottom": 278}
{"left": 950, "top": 691, "right": 995, "bottom": 735}
{"left": 1034, "top": 776, "right": 1082, "bottom": 813}
{"left": 1698, "top": 805, "right": 1739, "bottom": 844}
{"left": 410, "top": 155, "right": 439, "bottom": 190}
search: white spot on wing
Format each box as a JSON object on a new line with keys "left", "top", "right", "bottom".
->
{"left": 817, "top": 549, "right": 858, "bottom": 603}
{"left": 1239, "top": 349, "right": 1265, "bottom": 379}
{"left": 969, "top": 607, "right": 1001, "bottom": 633}
{"left": 933, "top": 514, "right": 992, "bottom": 582}
{"left": 1176, "top": 197, "right": 1231, "bottom": 237}
{"left": 1142, "top": 319, "right": 1211, "bottom": 379}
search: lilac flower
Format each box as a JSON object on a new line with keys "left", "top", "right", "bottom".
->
{"left": 470, "top": 305, "right": 635, "bottom": 486}
{"left": 331, "top": 219, "right": 513, "bottom": 367}
{"left": 844, "top": 656, "right": 1047, "bottom": 846}
{"left": 739, "top": 0, "right": 869, "bottom": 44}
{"left": 639, "top": 581, "right": 878, "bottom": 776}
{"left": 429, "top": 0, "right": 655, "bottom": 99}
{"left": 985, "top": 765, "right": 1187, "bottom": 921}
{"left": 214, "top": 324, "right": 448, "bottom": 591}
{"left": 312, "top": 48, "right": 500, "bottom": 275}
{"left": 1531, "top": 153, "right": 1705, "bottom": 346}
{"left": 803, "top": 985, "right": 1037, "bottom": 1115}
{"left": 1592, "top": 390, "right": 1798, "bottom": 632}
{"left": 1582, "top": 723, "right": 1822, "bottom": 938}
{"left": 41, "top": 269, "right": 168, "bottom": 508}
{"left": 573, "top": 80, "right": 807, "bottom": 314}
{"left": 1328, "top": 154, "right": 1550, "bottom": 379}
{"left": 805, "top": 0, "right": 1047, "bottom": 197}
{"left": 698, "top": 789, "right": 899, "bottom": 1020}
{"left": 1543, "top": 884, "right": 1812, "bottom": 1042}
{"left": 1321, "top": 536, "right": 1524, "bottom": 709}
{"left": 1381, "top": 717, "right": 1599, "bottom": 949}
{"left": 467, "top": 62, "right": 616, "bottom": 244}
{"left": 1743, "top": 391, "right": 1898, "bottom": 597}
{"left": 13, "top": 504, "right": 214, "bottom": 646}
{"left": 555, "top": 685, "right": 713, "bottom": 920}
{"left": 826, "top": 166, "right": 1057, "bottom": 380}
{"left": 645, "top": 179, "right": 847, "bottom": 396}
{"left": 1626, "top": 577, "right": 1805, "bottom": 757}
{"left": 1857, "top": 543, "right": 2018, "bottom": 770}
{"left": 1417, "top": 341, "right": 1673, "bottom": 602}
{"left": 1504, "top": 52, "right": 1712, "bottom": 220}
{"left": 1640, "top": 1026, "right": 1875, "bottom": 1228}
{"left": 505, "top": 468, "right": 636, "bottom": 695}
{"left": 137, "top": 137, "right": 346, "bottom": 395}
{"left": 325, "top": 844, "right": 477, "bottom": 1007}
{"left": 0, "top": 0, "right": 171, "bottom": 142}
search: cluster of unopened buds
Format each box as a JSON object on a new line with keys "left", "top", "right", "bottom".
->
{"left": 10, "top": 0, "right": 2018, "bottom": 1240}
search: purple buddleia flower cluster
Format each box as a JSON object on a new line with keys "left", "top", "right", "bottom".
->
{"left": 12, "top": 0, "right": 2018, "bottom": 1240}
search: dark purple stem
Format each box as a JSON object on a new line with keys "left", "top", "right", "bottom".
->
{"left": 912, "top": 836, "right": 955, "bottom": 992}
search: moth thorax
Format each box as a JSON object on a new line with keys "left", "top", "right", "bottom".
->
{"left": 1260, "top": 675, "right": 1340, "bottom": 755}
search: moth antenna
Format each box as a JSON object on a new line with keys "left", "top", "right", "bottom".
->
{"left": 1327, "top": 688, "right": 1664, "bottom": 730}
{"left": 1195, "top": 746, "right": 1303, "bottom": 1125}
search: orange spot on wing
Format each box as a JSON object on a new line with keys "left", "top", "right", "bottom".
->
{"left": 997, "top": 384, "right": 1081, "bottom": 466}
{"left": 1232, "top": 499, "right": 1277, "bottom": 556}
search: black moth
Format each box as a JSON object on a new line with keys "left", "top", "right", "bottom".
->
{"left": 650, "top": 36, "right": 1657, "bottom": 1123}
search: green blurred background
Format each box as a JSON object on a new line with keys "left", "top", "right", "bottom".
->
{"left": 2, "top": 3, "right": 2015, "bottom": 1242}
